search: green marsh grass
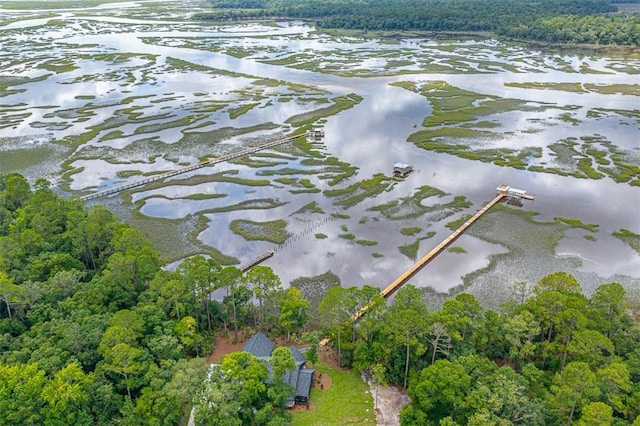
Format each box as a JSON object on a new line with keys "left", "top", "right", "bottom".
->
{"left": 613, "top": 229, "right": 640, "bottom": 255}
{"left": 401, "top": 227, "right": 422, "bottom": 236}
{"left": 448, "top": 245, "right": 467, "bottom": 254}
{"left": 230, "top": 219, "right": 290, "bottom": 244}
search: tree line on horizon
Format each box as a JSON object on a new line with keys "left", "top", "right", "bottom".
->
{"left": 1, "top": 173, "right": 640, "bottom": 425}
{"left": 198, "top": 0, "right": 640, "bottom": 46}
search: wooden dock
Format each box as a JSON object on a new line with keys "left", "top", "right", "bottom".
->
{"left": 349, "top": 184, "right": 535, "bottom": 323}
{"left": 239, "top": 250, "right": 275, "bottom": 272}
{"left": 319, "top": 185, "right": 536, "bottom": 345}
{"left": 379, "top": 192, "right": 505, "bottom": 300}
{"left": 78, "top": 134, "right": 301, "bottom": 201}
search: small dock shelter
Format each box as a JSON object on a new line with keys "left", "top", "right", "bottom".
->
{"left": 496, "top": 184, "right": 535, "bottom": 207}
{"left": 393, "top": 162, "right": 414, "bottom": 177}
{"left": 307, "top": 127, "right": 325, "bottom": 138}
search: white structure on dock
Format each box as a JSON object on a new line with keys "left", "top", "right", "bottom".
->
{"left": 307, "top": 127, "right": 325, "bottom": 138}
{"left": 496, "top": 184, "right": 535, "bottom": 206}
{"left": 393, "top": 163, "right": 414, "bottom": 177}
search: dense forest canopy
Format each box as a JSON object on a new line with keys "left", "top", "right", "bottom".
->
{"left": 199, "top": 0, "right": 640, "bottom": 45}
{"left": 0, "top": 174, "right": 299, "bottom": 424}
{"left": 2, "top": 174, "right": 640, "bottom": 425}
{"left": 314, "top": 279, "right": 640, "bottom": 425}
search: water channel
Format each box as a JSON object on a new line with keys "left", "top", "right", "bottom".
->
{"left": 1, "top": 2, "right": 638, "bottom": 307}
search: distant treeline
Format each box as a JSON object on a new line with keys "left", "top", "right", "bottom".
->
{"left": 198, "top": 0, "right": 640, "bottom": 45}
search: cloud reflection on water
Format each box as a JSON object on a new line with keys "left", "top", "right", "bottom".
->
{"left": 1, "top": 16, "right": 638, "bottom": 301}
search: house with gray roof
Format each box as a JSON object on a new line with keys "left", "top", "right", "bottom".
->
{"left": 242, "top": 332, "right": 315, "bottom": 406}
{"left": 242, "top": 331, "right": 274, "bottom": 358}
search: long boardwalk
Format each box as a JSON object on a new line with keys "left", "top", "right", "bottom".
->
{"left": 239, "top": 250, "right": 275, "bottom": 273}
{"left": 78, "top": 134, "right": 301, "bottom": 201}
{"left": 350, "top": 184, "right": 535, "bottom": 322}
{"left": 379, "top": 193, "right": 505, "bottom": 299}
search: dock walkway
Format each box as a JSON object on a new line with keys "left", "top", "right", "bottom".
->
{"left": 350, "top": 184, "right": 535, "bottom": 322}
{"left": 79, "top": 134, "right": 300, "bottom": 201}
{"left": 239, "top": 250, "right": 275, "bottom": 272}
{"left": 381, "top": 193, "right": 505, "bottom": 297}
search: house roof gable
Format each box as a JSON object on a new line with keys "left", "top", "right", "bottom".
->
{"left": 289, "top": 346, "right": 307, "bottom": 366}
{"left": 242, "top": 331, "right": 275, "bottom": 358}
{"left": 242, "top": 333, "right": 315, "bottom": 402}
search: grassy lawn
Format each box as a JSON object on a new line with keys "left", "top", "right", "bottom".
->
{"left": 291, "top": 361, "right": 375, "bottom": 425}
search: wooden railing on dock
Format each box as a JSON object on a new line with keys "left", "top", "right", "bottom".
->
{"left": 378, "top": 192, "right": 506, "bottom": 300}
{"left": 348, "top": 184, "right": 534, "bottom": 324}
{"left": 78, "top": 134, "right": 301, "bottom": 201}
{"left": 240, "top": 250, "right": 275, "bottom": 272}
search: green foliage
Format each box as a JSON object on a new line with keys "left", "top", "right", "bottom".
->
{"left": 271, "top": 346, "right": 296, "bottom": 381}
{"left": 306, "top": 343, "right": 318, "bottom": 367}
{"left": 195, "top": 350, "right": 290, "bottom": 425}
{"left": 548, "top": 362, "right": 601, "bottom": 424}
{"left": 204, "top": 0, "right": 638, "bottom": 46}
{"left": 576, "top": 401, "right": 613, "bottom": 426}
{"left": 613, "top": 228, "right": 640, "bottom": 255}
{"left": 324, "top": 173, "right": 396, "bottom": 208}
{"left": 555, "top": 216, "right": 599, "bottom": 232}
{"left": 0, "top": 363, "right": 47, "bottom": 424}
{"left": 464, "top": 365, "right": 545, "bottom": 425}
{"left": 318, "top": 286, "right": 355, "bottom": 367}
{"left": 355, "top": 239, "right": 378, "bottom": 246}
{"left": 2, "top": 175, "right": 639, "bottom": 425}
{"left": 447, "top": 245, "right": 467, "bottom": 254}
{"left": 247, "top": 265, "right": 283, "bottom": 331}
{"left": 505, "top": 13, "right": 640, "bottom": 45}
{"left": 388, "top": 272, "right": 639, "bottom": 425}
{"left": 230, "top": 218, "right": 290, "bottom": 244}
{"left": 400, "top": 226, "right": 422, "bottom": 236}
{"left": 0, "top": 174, "right": 220, "bottom": 424}
{"left": 279, "top": 287, "right": 310, "bottom": 339}
{"left": 407, "top": 359, "right": 472, "bottom": 422}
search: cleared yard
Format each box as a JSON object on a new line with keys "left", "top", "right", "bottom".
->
{"left": 291, "top": 360, "right": 375, "bottom": 425}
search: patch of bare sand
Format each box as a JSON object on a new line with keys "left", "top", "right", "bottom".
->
{"left": 370, "top": 383, "right": 411, "bottom": 426}
{"left": 319, "top": 345, "right": 410, "bottom": 425}
{"left": 317, "top": 345, "right": 350, "bottom": 372}
{"left": 314, "top": 370, "right": 331, "bottom": 390}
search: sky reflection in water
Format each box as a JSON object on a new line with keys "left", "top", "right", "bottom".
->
{"left": 1, "top": 14, "right": 638, "bottom": 302}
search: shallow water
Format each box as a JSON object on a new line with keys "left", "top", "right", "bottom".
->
{"left": 1, "top": 4, "right": 638, "bottom": 301}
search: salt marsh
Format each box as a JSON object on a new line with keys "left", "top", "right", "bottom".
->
{"left": 1, "top": 0, "right": 639, "bottom": 306}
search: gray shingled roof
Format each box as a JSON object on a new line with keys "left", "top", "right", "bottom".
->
{"left": 242, "top": 333, "right": 315, "bottom": 403}
{"left": 283, "top": 367, "right": 299, "bottom": 390}
{"left": 296, "top": 368, "right": 315, "bottom": 399}
{"left": 289, "top": 346, "right": 307, "bottom": 366}
{"left": 242, "top": 332, "right": 274, "bottom": 357}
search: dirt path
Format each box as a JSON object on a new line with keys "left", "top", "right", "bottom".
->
{"left": 317, "top": 345, "right": 410, "bottom": 425}
{"left": 371, "top": 383, "right": 411, "bottom": 426}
